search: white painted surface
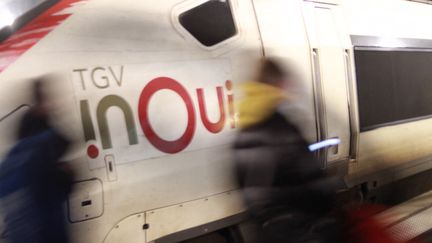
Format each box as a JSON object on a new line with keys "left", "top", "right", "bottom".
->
{"left": 145, "top": 190, "right": 244, "bottom": 242}
{"left": 1, "top": 0, "right": 261, "bottom": 242}
{"left": 104, "top": 213, "right": 145, "bottom": 243}
{"left": 1, "top": 0, "right": 432, "bottom": 242}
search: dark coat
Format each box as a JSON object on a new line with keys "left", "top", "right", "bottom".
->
{"left": 234, "top": 112, "right": 342, "bottom": 225}
{"left": 0, "top": 129, "right": 72, "bottom": 243}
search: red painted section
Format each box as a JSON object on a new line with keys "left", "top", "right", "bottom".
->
{"left": 197, "top": 87, "right": 226, "bottom": 133}
{"left": 0, "top": 0, "right": 84, "bottom": 73}
{"left": 87, "top": 144, "right": 99, "bottom": 159}
{"left": 226, "top": 80, "right": 236, "bottom": 128}
{"left": 138, "top": 77, "right": 197, "bottom": 154}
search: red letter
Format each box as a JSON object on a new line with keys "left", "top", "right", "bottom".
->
{"left": 138, "top": 77, "right": 196, "bottom": 154}
{"left": 226, "top": 80, "right": 236, "bottom": 128}
{"left": 197, "top": 87, "right": 225, "bottom": 133}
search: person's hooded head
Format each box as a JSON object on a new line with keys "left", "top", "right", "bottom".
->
{"left": 237, "top": 58, "right": 293, "bottom": 129}
{"left": 257, "top": 57, "right": 290, "bottom": 88}
{"left": 17, "top": 77, "right": 51, "bottom": 140}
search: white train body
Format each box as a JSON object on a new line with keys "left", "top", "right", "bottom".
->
{"left": 1, "top": 0, "right": 432, "bottom": 242}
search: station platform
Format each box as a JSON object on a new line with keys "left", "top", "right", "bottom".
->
{"left": 377, "top": 190, "right": 432, "bottom": 242}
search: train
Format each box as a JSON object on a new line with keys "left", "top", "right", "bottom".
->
{"left": 1, "top": 0, "right": 432, "bottom": 242}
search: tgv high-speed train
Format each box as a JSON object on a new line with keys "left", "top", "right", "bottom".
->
{"left": 1, "top": 0, "right": 432, "bottom": 242}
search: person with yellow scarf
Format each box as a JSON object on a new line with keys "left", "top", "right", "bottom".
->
{"left": 234, "top": 58, "right": 342, "bottom": 243}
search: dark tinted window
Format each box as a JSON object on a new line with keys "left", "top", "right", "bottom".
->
{"left": 179, "top": 0, "right": 237, "bottom": 47}
{"left": 355, "top": 49, "right": 432, "bottom": 131}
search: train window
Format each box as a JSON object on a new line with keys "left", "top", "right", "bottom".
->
{"left": 355, "top": 49, "right": 432, "bottom": 131}
{"left": 179, "top": 0, "right": 237, "bottom": 47}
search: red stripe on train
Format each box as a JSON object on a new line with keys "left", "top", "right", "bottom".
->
{"left": 0, "top": 0, "right": 85, "bottom": 73}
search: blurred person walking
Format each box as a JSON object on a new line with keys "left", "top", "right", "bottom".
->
{"left": 234, "top": 58, "right": 343, "bottom": 243}
{"left": 0, "top": 78, "right": 73, "bottom": 243}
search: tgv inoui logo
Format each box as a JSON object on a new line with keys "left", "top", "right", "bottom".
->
{"left": 74, "top": 66, "right": 235, "bottom": 159}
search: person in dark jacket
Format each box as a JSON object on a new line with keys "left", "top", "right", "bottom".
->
{"left": 234, "top": 58, "right": 343, "bottom": 243}
{"left": 0, "top": 78, "right": 73, "bottom": 243}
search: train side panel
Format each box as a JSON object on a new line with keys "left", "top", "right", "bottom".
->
{"left": 0, "top": 0, "right": 263, "bottom": 242}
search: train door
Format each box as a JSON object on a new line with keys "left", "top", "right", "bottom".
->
{"left": 302, "top": 1, "right": 353, "bottom": 167}
{"left": 251, "top": 0, "right": 318, "bottom": 144}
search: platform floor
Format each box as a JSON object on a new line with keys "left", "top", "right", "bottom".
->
{"left": 377, "top": 190, "right": 432, "bottom": 242}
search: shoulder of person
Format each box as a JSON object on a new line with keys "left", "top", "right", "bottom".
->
{"left": 235, "top": 112, "right": 306, "bottom": 147}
